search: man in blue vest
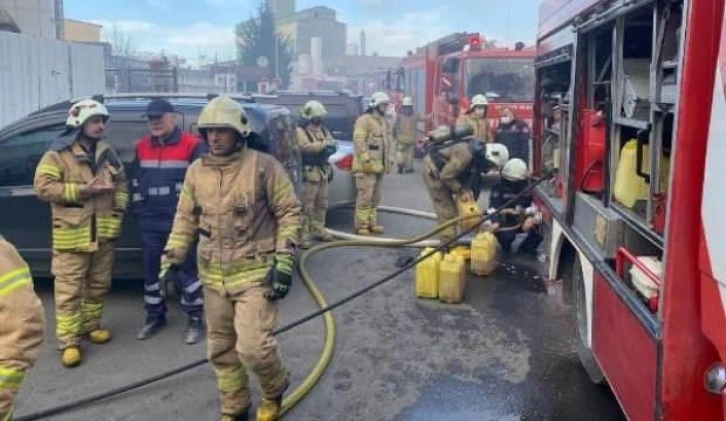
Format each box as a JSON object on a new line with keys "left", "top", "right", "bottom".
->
{"left": 131, "top": 99, "right": 206, "bottom": 344}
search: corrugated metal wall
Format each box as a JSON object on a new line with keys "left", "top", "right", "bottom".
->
{"left": 0, "top": 32, "right": 104, "bottom": 128}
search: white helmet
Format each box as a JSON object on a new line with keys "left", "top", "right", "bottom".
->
{"left": 300, "top": 100, "right": 327, "bottom": 119}
{"left": 369, "top": 91, "right": 391, "bottom": 108}
{"left": 66, "top": 99, "right": 109, "bottom": 128}
{"left": 402, "top": 96, "right": 413, "bottom": 106}
{"left": 197, "top": 95, "right": 251, "bottom": 138}
{"left": 501, "top": 158, "right": 529, "bottom": 181}
{"left": 485, "top": 143, "right": 509, "bottom": 169}
{"left": 469, "top": 94, "right": 488, "bottom": 111}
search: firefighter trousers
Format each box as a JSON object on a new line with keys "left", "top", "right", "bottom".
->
{"left": 0, "top": 283, "right": 44, "bottom": 420}
{"left": 354, "top": 173, "right": 383, "bottom": 229}
{"left": 422, "top": 168, "right": 457, "bottom": 243}
{"left": 204, "top": 282, "right": 289, "bottom": 416}
{"left": 52, "top": 241, "right": 115, "bottom": 350}
{"left": 497, "top": 229, "right": 543, "bottom": 255}
{"left": 396, "top": 142, "right": 415, "bottom": 171}
{"left": 140, "top": 224, "right": 203, "bottom": 322}
{"left": 301, "top": 178, "right": 329, "bottom": 242}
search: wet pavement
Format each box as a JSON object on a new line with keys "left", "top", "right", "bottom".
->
{"left": 15, "top": 168, "right": 624, "bottom": 420}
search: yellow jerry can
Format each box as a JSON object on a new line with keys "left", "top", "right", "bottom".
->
{"left": 457, "top": 197, "right": 482, "bottom": 232}
{"left": 470, "top": 231, "right": 498, "bottom": 276}
{"left": 438, "top": 253, "right": 467, "bottom": 304}
{"left": 450, "top": 246, "right": 471, "bottom": 261}
{"left": 415, "top": 247, "right": 442, "bottom": 299}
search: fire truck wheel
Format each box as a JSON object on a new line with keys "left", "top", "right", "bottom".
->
{"left": 571, "top": 256, "right": 606, "bottom": 385}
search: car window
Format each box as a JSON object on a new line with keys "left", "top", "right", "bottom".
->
{"left": 105, "top": 113, "right": 150, "bottom": 163}
{"left": 0, "top": 124, "right": 65, "bottom": 186}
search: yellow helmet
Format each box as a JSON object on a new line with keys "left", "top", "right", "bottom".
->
{"left": 300, "top": 100, "right": 327, "bottom": 119}
{"left": 197, "top": 96, "right": 251, "bottom": 137}
{"left": 66, "top": 99, "right": 109, "bottom": 128}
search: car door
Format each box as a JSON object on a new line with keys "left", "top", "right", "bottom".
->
{"left": 0, "top": 118, "right": 66, "bottom": 273}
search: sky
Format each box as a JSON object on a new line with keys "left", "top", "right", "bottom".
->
{"left": 64, "top": 0, "right": 541, "bottom": 65}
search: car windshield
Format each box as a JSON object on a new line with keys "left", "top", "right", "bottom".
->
{"left": 465, "top": 57, "right": 535, "bottom": 102}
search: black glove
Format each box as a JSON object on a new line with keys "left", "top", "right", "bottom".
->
{"left": 264, "top": 254, "right": 294, "bottom": 301}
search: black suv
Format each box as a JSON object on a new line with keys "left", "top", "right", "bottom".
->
{"left": 0, "top": 94, "right": 355, "bottom": 279}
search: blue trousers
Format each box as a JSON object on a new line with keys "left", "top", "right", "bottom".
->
{"left": 140, "top": 218, "right": 203, "bottom": 321}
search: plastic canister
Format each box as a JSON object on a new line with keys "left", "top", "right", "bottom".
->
{"left": 629, "top": 256, "right": 662, "bottom": 300}
{"left": 438, "top": 253, "right": 467, "bottom": 304}
{"left": 415, "top": 247, "right": 442, "bottom": 299}
{"left": 470, "top": 231, "right": 498, "bottom": 276}
{"left": 613, "top": 139, "right": 649, "bottom": 208}
{"left": 457, "top": 197, "right": 482, "bottom": 232}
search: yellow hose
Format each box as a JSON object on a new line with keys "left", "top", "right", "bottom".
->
{"left": 278, "top": 210, "right": 523, "bottom": 417}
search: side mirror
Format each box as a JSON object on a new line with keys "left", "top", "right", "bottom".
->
{"left": 446, "top": 91, "right": 460, "bottom": 106}
{"left": 441, "top": 57, "right": 460, "bottom": 74}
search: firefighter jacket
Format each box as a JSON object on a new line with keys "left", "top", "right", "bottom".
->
{"left": 392, "top": 113, "right": 423, "bottom": 145}
{"left": 457, "top": 114, "right": 492, "bottom": 143}
{"left": 423, "top": 141, "right": 478, "bottom": 195}
{"left": 0, "top": 237, "right": 44, "bottom": 411}
{"left": 296, "top": 125, "right": 332, "bottom": 182}
{"left": 488, "top": 180, "right": 533, "bottom": 225}
{"left": 352, "top": 113, "right": 390, "bottom": 174}
{"left": 130, "top": 127, "right": 204, "bottom": 219}
{"left": 34, "top": 136, "right": 128, "bottom": 252}
{"left": 163, "top": 148, "right": 301, "bottom": 291}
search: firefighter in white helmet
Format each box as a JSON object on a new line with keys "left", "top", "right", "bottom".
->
{"left": 0, "top": 236, "right": 44, "bottom": 420}
{"left": 34, "top": 98, "right": 128, "bottom": 368}
{"left": 161, "top": 96, "right": 300, "bottom": 421}
{"left": 457, "top": 94, "right": 493, "bottom": 142}
{"left": 352, "top": 91, "right": 392, "bottom": 235}
{"left": 487, "top": 158, "right": 543, "bottom": 254}
{"left": 392, "top": 96, "right": 429, "bottom": 174}
{"left": 296, "top": 100, "right": 337, "bottom": 248}
{"left": 422, "top": 125, "right": 509, "bottom": 244}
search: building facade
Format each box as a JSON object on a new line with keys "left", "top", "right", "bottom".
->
{"left": 63, "top": 19, "right": 102, "bottom": 43}
{"left": 0, "top": 0, "right": 62, "bottom": 38}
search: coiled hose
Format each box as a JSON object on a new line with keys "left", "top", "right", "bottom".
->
{"left": 16, "top": 171, "right": 551, "bottom": 421}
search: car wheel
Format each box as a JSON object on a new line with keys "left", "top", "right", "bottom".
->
{"left": 572, "top": 257, "right": 606, "bottom": 384}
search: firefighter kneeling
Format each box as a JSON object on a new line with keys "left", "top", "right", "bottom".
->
{"left": 161, "top": 96, "right": 301, "bottom": 421}
{"left": 486, "top": 158, "right": 543, "bottom": 255}
{"left": 422, "top": 125, "right": 509, "bottom": 245}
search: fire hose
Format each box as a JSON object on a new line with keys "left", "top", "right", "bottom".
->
{"left": 15, "top": 170, "right": 552, "bottom": 421}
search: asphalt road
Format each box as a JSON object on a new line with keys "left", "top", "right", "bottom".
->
{"left": 14, "top": 167, "right": 625, "bottom": 421}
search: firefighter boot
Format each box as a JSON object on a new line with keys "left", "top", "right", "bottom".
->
{"left": 256, "top": 380, "right": 289, "bottom": 421}
{"left": 356, "top": 227, "right": 371, "bottom": 236}
{"left": 318, "top": 232, "right": 334, "bottom": 242}
{"left": 221, "top": 407, "right": 249, "bottom": 421}
{"left": 61, "top": 346, "right": 82, "bottom": 368}
{"left": 370, "top": 224, "right": 385, "bottom": 234}
{"left": 137, "top": 318, "right": 167, "bottom": 340}
{"left": 88, "top": 328, "right": 112, "bottom": 344}
{"left": 299, "top": 240, "right": 312, "bottom": 249}
{"left": 184, "top": 316, "right": 205, "bottom": 345}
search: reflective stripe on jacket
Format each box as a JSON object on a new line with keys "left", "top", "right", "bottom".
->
{"left": 163, "top": 148, "right": 301, "bottom": 290}
{"left": 131, "top": 128, "right": 203, "bottom": 218}
{"left": 34, "top": 138, "right": 128, "bottom": 251}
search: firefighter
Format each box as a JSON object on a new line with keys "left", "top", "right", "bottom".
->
{"left": 487, "top": 158, "right": 543, "bottom": 255}
{"left": 0, "top": 236, "right": 44, "bottom": 421}
{"left": 131, "top": 99, "right": 206, "bottom": 344}
{"left": 495, "top": 106, "right": 530, "bottom": 162}
{"left": 457, "top": 94, "right": 493, "bottom": 142}
{"left": 161, "top": 96, "right": 300, "bottom": 421}
{"left": 296, "top": 100, "right": 337, "bottom": 249}
{"left": 422, "top": 126, "right": 509, "bottom": 244}
{"left": 392, "top": 96, "right": 428, "bottom": 174}
{"left": 34, "top": 98, "right": 128, "bottom": 368}
{"left": 353, "top": 91, "right": 392, "bottom": 235}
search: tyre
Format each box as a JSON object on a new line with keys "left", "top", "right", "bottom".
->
{"left": 571, "top": 257, "right": 606, "bottom": 384}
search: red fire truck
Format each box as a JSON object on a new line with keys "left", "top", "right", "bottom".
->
{"left": 533, "top": 0, "right": 726, "bottom": 419}
{"left": 401, "top": 32, "right": 536, "bottom": 134}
